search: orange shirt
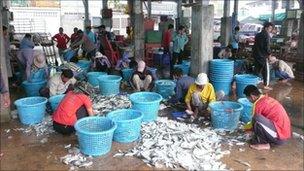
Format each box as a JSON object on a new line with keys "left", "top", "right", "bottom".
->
{"left": 254, "top": 95, "right": 291, "bottom": 140}
{"left": 53, "top": 91, "right": 92, "bottom": 126}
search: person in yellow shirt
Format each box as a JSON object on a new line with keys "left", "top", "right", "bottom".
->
{"left": 184, "top": 73, "right": 216, "bottom": 119}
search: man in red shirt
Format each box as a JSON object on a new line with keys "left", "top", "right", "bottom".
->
{"left": 244, "top": 85, "right": 291, "bottom": 150}
{"left": 52, "top": 27, "right": 70, "bottom": 58}
{"left": 52, "top": 88, "right": 95, "bottom": 135}
{"left": 162, "top": 24, "right": 174, "bottom": 53}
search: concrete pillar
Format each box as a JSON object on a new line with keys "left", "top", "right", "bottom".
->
{"left": 176, "top": 0, "right": 182, "bottom": 28}
{"left": 297, "top": 11, "right": 304, "bottom": 59}
{"left": 232, "top": 0, "right": 238, "bottom": 29}
{"left": 147, "top": 0, "right": 152, "bottom": 18}
{"left": 133, "top": 0, "right": 144, "bottom": 60}
{"left": 223, "top": 0, "right": 230, "bottom": 18}
{"left": 83, "top": 0, "right": 91, "bottom": 27}
{"left": 271, "top": 0, "right": 276, "bottom": 23}
{"left": 220, "top": 17, "right": 232, "bottom": 47}
{"left": 102, "top": 0, "right": 108, "bottom": 9}
{"left": 190, "top": 4, "right": 214, "bottom": 76}
{"left": 0, "top": 3, "right": 11, "bottom": 122}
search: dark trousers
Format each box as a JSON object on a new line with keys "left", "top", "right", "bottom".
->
{"left": 254, "top": 59, "right": 268, "bottom": 86}
{"left": 251, "top": 114, "right": 286, "bottom": 145}
{"left": 170, "top": 51, "right": 182, "bottom": 77}
{"left": 53, "top": 105, "right": 89, "bottom": 135}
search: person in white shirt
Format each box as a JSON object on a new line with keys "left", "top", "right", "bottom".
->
{"left": 40, "top": 69, "right": 76, "bottom": 98}
{"left": 269, "top": 56, "right": 294, "bottom": 85}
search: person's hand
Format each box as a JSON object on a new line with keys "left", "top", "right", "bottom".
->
{"left": 2, "top": 92, "right": 10, "bottom": 108}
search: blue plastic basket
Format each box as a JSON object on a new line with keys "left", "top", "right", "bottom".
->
{"left": 235, "top": 74, "right": 260, "bottom": 98}
{"left": 107, "top": 109, "right": 143, "bottom": 143}
{"left": 129, "top": 92, "right": 162, "bottom": 122}
{"left": 147, "top": 67, "right": 157, "bottom": 79}
{"left": 121, "top": 68, "right": 134, "bottom": 81}
{"left": 209, "top": 101, "right": 243, "bottom": 130}
{"left": 154, "top": 80, "right": 176, "bottom": 99}
{"left": 14, "top": 97, "right": 48, "bottom": 125}
{"left": 237, "top": 98, "right": 253, "bottom": 123}
{"left": 22, "top": 80, "right": 47, "bottom": 97}
{"left": 76, "top": 60, "right": 91, "bottom": 72}
{"left": 87, "top": 72, "right": 107, "bottom": 87}
{"left": 211, "top": 80, "right": 232, "bottom": 96}
{"left": 98, "top": 75, "right": 122, "bottom": 96}
{"left": 30, "top": 69, "right": 47, "bottom": 82}
{"left": 174, "top": 64, "right": 190, "bottom": 75}
{"left": 172, "top": 111, "right": 186, "bottom": 119}
{"left": 74, "top": 117, "right": 117, "bottom": 156}
{"left": 48, "top": 94, "right": 65, "bottom": 111}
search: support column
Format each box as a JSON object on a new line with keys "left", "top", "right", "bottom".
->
{"left": 190, "top": 4, "right": 214, "bottom": 75}
{"left": 0, "top": 2, "right": 11, "bottom": 122}
{"left": 83, "top": 0, "right": 91, "bottom": 27}
{"left": 147, "top": 0, "right": 152, "bottom": 18}
{"left": 271, "top": 0, "right": 276, "bottom": 22}
{"left": 132, "top": 0, "right": 144, "bottom": 61}
{"left": 176, "top": 0, "right": 182, "bottom": 28}
{"left": 220, "top": 0, "right": 232, "bottom": 47}
{"left": 102, "top": 0, "right": 108, "bottom": 9}
{"left": 232, "top": 0, "right": 238, "bottom": 29}
{"left": 295, "top": 9, "right": 304, "bottom": 81}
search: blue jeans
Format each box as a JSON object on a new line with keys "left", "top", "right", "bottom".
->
{"left": 275, "top": 70, "right": 291, "bottom": 80}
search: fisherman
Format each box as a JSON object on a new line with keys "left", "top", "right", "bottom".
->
{"left": 28, "top": 51, "right": 49, "bottom": 82}
{"left": 169, "top": 68, "right": 194, "bottom": 103}
{"left": 184, "top": 73, "right": 216, "bottom": 119}
{"left": 218, "top": 45, "right": 232, "bottom": 59}
{"left": 131, "top": 60, "right": 154, "bottom": 92}
{"left": 268, "top": 56, "right": 294, "bottom": 86}
{"left": 70, "top": 30, "right": 97, "bottom": 60}
{"left": 243, "top": 85, "right": 291, "bottom": 150}
{"left": 18, "top": 33, "right": 35, "bottom": 81}
{"left": 40, "top": 69, "right": 76, "bottom": 98}
{"left": 52, "top": 87, "right": 95, "bottom": 135}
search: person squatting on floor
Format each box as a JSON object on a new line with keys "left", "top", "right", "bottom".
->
{"left": 252, "top": 22, "right": 274, "bottom": 90}
{"left": 243, "top": 85, "right": 291, "bottom": 150}
{"left": 40, "top": 69, "right": 76, "bottom": 98}
{"left": 268, "top": 56, "right": 294, "bottom": 86}
{"left": 131, "top": 60, "right": 154, "bottom": 92}
{"left": 52, "top": 87, "right": 95, "bottom": 135}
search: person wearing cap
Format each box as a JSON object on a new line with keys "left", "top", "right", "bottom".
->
{"left": 268, "top": 56, "right": 294, "bottom": 86}
{"left": 52, "top": 27, "right": 70, "bottom": 57}
{"left": 85, "top": 26, "right": 96, "bottom": 44}
{"left": 28, "top": 51, "right": 49, "bottom": 82}
{"left": 169, "top": 68, "right": 195, "bottom": 103}
{"left": 52, "top": 88, "right": 95, "bottom": 135}
{"left": 70, "top": 30, "right": 97, "bottom": 60}
{"left": 131, "top": 60, "right": 154, "bottom": 91}
{"left": 93, "top": 52, "right": 111, "bottom": 73}
{"left": 40, "top": 69, "right": 76, "bottom": 98}
{"left": 184, "top": 73, "right": 216, "bottom": 118}
{"left": 243, "top": 85, "right": 291, "bottom": 150}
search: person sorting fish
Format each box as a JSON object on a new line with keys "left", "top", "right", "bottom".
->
{"left": 52, "top": 87, "right": 95, "bottom": 135}
{"left": 268, "top": 56, "right": 294, "bottom": 86}
{"left": 131, "top": 60, "right": 154, "bottom": 92}
{"left": 243, "top": 85, "right": 291, "bottom": 150}
{"left": 40, "top": 69, "right": 76, "bottom": 98}
{"left": 184, "top": 73, "right": 216, "bottom": 119}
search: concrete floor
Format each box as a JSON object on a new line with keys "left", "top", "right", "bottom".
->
{"left": 1, "top": 80, "right": 303, "bottom": 170}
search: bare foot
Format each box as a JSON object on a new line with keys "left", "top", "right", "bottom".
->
{"left": 250, "top": 143, "right": 270, "bottom": 150}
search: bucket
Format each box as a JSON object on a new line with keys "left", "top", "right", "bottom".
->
{"left": 22, "top": 80, "right": 47, "bottom": 97}
{"left": 49, "top": 94, "right": 65, "bottom": 111}
{"left": 30, "top": 69, "right": 47, "bottom": 82}
{"left": 75, "top": 117, "right": 117, "bottom": 156}
{"left": 209, "top": 101, "right": 243, "bottom": 130}
{"left": 121, "top": 68, "right": 134, "bottom": 81}
{"left": 237, "top": 98, "right": 253, "bottom": 123}
{"left": 235, "top": 74, "right": 260, "bottom": 98}
{"left": 211, "top": 80, "right": 232, "bottom": 96}
{"left": 147, "top": 67, "right": 157, "bottom": 79}
{"left": 174, "top": 64, "right": 190, "bottom": 75}
{"left": 154, "top": 80, "right": 176, "bottom": 99}
{"left": 14, "top": 97, "right": 48, "bottom": 125}
{"left": 87, "top": 72, "right": 107, "bottom": 87}
{"left": 129, "top": 92, "right": 162, "bottom": 122}
{"left": 107, "top": 109, "right": 143, "bottom": 143}
{"left": 76, "top": 60, "right": 91, "bottom": 72}
{"left": 98, "top": 75, "right": 122, "bottom": 96}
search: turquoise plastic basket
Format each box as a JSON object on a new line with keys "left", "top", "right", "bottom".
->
{"left": 48, "top": 94, "right": 65, "bottom": 111}
{"left": 98, "top": 75, "right": 122, "bottom": 96}
{"left": 107, "top": 109, "right": 143, "bottom": 143}
{"left": 174, "top": 64, "right": 190, "bottom": 75}
{"left": 235, "top": 74, "right": 260, "bottom": 98}
{"left": 14, "top": 97, "right": 48, "bottom": 125}
{"left": 74, "top": 117, "right": 117, "bottom": 156}
{"left": 22, "top": 80, "right": 47, "bottom": 97}
{"left": 129, "top": 92, "right": 162, "bottom": 122}
{"left": 87, "top": 72, "right": 107, "bottom": 87}
{"left": 209, "top": 101, "right": 243, "bottom": 130}
{"left": 121, "top": 68, "right": 134, "bottom": 81}
{"left": 237, "top": 98, "right": 253, "bottom": 123}
{"left": 154, "top": 80, "right": 176, "bottom": 99}
{"left": 76, "top": 60, "right": 91, "bottom": 72}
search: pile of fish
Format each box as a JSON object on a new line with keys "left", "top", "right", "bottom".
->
{"left": 90, "top": 94, "right": 131, "bottom": 115}
{"left": 114, "top": 117, "right": 229, "bottom": 170}
{"left": 60, "top": 145, "right": 93, "bottom": 170}
{"left": 14, "top": 116, "right": 55, "bottom": 137}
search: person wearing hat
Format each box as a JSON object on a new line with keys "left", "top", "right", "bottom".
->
{"left": 184, "top": 73, "right": 216, "bottom": 118}
{"left": 70, "top": 30, "right": 97, "bottom": 60}
{"left": 93, "top": 51, "right": 111, "bottom": 73}
{"left": 243, "top": 85, "right": 291, "bottom": 150}
{"left": 40, "top": 69, "right": 76, "bottom": 98}
{"left": 52, "top": 87, "right": 95, "bottom": 135}
{"left": 131, "top": 60, "right": 154, "bottom": 91}
{"left": 268, "top": 56, "right": 294, "bottom": 86}
{"left": 29, "top": 51, "right": 49, "bottom": 82}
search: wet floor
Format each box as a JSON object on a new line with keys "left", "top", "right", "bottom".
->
{"left": 1, "top": 80, "right": 303, "bottom": 170}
